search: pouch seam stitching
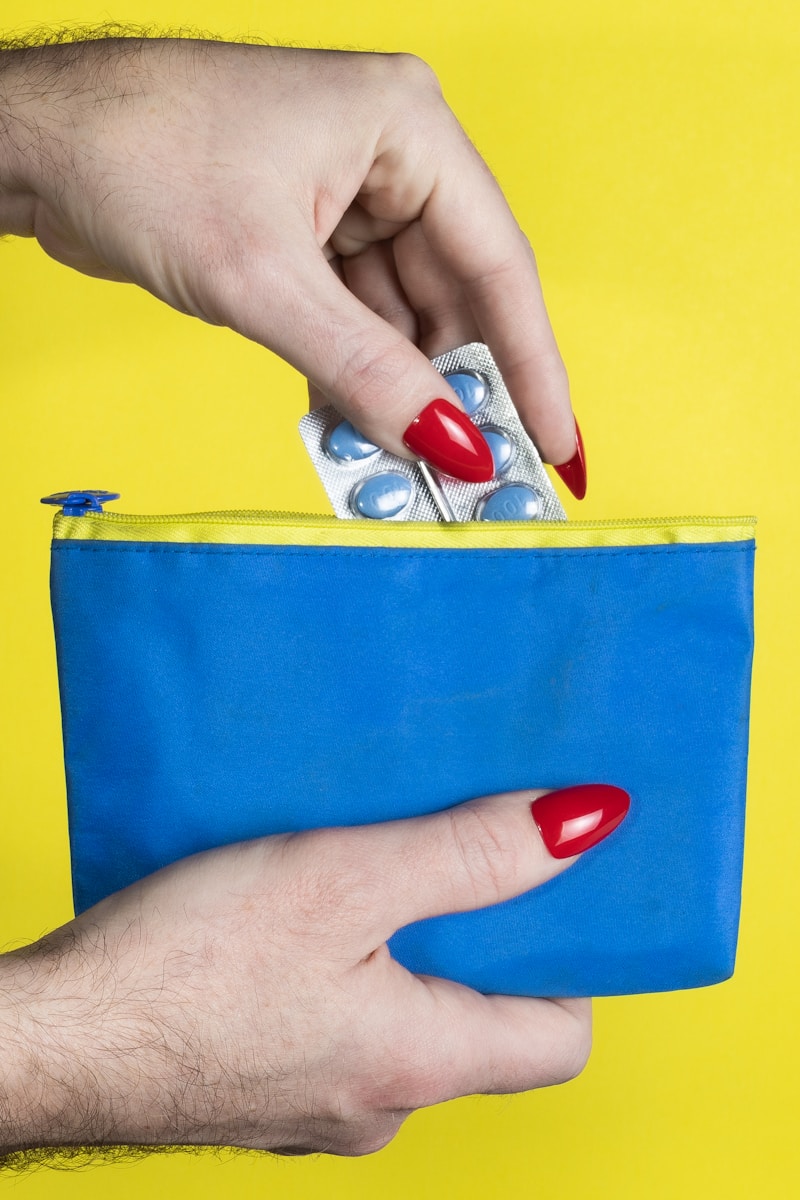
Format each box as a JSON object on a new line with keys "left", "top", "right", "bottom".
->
{"left": 51, "top": 542, "right": 755, "bottom": 561}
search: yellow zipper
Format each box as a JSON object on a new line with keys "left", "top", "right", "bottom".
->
{"left": 52, "top": 510, "right": 757, "bottom": 551}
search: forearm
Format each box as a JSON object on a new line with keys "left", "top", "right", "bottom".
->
{"left": 0, "top": 928, "right": 189, "bottom": 1159}
{"left": 0, "top": 37, "right": 162, "bottom": 238}
{"left": 0, "top": 48, "right": 40, "bottom": 234}
{"left": 0, "top": 41, "right": 91, "bottom": 236}
{"left": 0, "top": 914, "right": 297, "bottom": 1160}
{"left": 0, "top": 934, "right": 112, "bottom": 1156}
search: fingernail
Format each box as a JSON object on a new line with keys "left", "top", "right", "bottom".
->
{"left": 553, "top": 420, "right": 587, "bottom": 500}
{"left": 403, "top": 398, "right": 494, "bottom": 483}
{"left": 531, "top": 784, "right": 630, "bottom": 858}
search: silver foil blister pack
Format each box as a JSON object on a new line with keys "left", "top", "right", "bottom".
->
{"left": 299, "top": 342, "right": 567, "bottom": 523}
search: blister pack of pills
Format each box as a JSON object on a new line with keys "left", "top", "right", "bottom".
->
{"left": 299, "top": 343, "right": 567, "bottom": 522}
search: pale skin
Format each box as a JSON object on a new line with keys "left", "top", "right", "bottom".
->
{"left": 0, "top": 793, "right": 591, "bottom": 1157}
{"left": 0, "top": 36, "right": 575, "bottom": 462}
{"left": 0, "top": 38, "right": 587, "bottom": 1158}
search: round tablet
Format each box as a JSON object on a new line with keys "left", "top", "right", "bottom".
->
{"left": 481, "top": 426, "right": 514, "bottom": 476}
{"left": 476, "top": 484, "right": 542, "bottom": 522}
{"left": 325, "top": 419, "right": 380, "bottom": 463}
{"left": 351, "top": 472, "right": 413, "bottom": 519}
{"left": 444, "top": 370, "right": 489, "bottom": 416}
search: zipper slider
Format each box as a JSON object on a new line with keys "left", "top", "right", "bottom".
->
{"left": 41, "top": 490, "right": 121, "bottom": 517}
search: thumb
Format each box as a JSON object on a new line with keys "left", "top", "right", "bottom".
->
{"left": 218, "top": 234, "right": 495, "bottom": 484}
{"left": 361, "top": 784, "right": 631, "bottom": 940}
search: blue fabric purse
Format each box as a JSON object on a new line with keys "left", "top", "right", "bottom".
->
{"left": 45, "top": 496, "right": 755, "bottom": 997}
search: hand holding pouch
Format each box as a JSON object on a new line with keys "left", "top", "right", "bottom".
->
{"left": 47, "top": 505, "right": 755, "bottom": 996}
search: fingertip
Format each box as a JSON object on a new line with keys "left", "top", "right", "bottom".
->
{"left": 530, "top": 784, "right": 631, "bottom": 859}
{"left": 402, "top": 397, "right": 494, "bottom": 482}
{"left": 552, "top": 419, "right": 587, "bottom": 500}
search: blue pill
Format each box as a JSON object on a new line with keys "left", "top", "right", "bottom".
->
{"left": 482, "top": 426, "right": 514, "bottom": 476}
{"left": 477, "top": 484, "right": 541, "bottom": 522}
{"left": 444, "top": 371, "right": 489, "bottom": 415}
{"left": 351, "top": 472, "right": 413, "bottom": 519}
{"left": 326, "top": 419, "right": 380, "bottom": 463}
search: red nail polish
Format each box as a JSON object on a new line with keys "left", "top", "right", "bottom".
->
{"left": 403, "top": 398, "right": 494, "bottom": 483}
{"left": 531, "top": 784, "right": 630, "bottom": 858}
{"left": 553, "top": 421, "right": 587, "bottom": 500}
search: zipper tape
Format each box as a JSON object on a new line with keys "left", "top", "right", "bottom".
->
{"left": 48, "top": 505, "right": 757, "bottom": 551}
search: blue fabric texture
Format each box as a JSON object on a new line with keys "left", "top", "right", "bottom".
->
{"left": 50, "top": 537, "right": 755, "bottom": 996}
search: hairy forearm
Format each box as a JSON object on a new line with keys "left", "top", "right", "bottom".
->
{"left": 0, "top": 938, "right": 90, "bottom": 1156}
{"left": 0, "top": 49, "right": 39, "bottom": 232}
{"left": 0, "top": 39, "right": 101, "bottom": 235}
{"left": 0, "top": 908, "right": 303, "bottom": 1163}
{"left": 0, "top": 925, "right": 202, "bottom": 1159}
{"left": 0, "top": 931, "right": 125, "bottom": 1156}
{"left": 0, "top": 35, "right": 178, "bottom": 237}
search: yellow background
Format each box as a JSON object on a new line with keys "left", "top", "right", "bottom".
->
{"left": 1, "top": 0, "right": 797, "bottom": 1195}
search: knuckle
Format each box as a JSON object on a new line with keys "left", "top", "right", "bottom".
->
{"left": 386, "top": 51, "right": 441, "bottom": 94}
{"left": 350, "top": 1025, "right": 445, "bottom": 1115}
{"left": 372, "top": 297, "right": 418, "bottom": 340}
{"left": 447, "top": 807, "right": 520, "bottom": 907}
{"left": 342, "top": 1114, "right": 405, "bottom": 1157}
{"left": 332, "top": 332, "right": 418, "bottom": 427}
{"left": 352, "top": 51, "right": 443, "bottom": 112}
{"left": 321, "top": 1076, "right": 409, "bottom": 1156}
{"left": 462, "top": 251, "right": 522, "bottom": 296}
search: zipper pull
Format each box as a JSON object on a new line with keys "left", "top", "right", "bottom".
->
{"left": 41, "top": 490, "right": 121, "bottom": 517}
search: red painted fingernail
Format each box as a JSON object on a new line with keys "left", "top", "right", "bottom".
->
{"left": 403, "top": 398, "right": 494, "bottom": 483}
{"left": 553, "top": 420, "right": 587, "bottom": 500}
{"left": 531, "top": 784, "right": 630, "bottom": 858}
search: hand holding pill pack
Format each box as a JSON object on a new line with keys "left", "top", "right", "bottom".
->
{"left": 299, "top": 343, "right": 567, "bottom": 522}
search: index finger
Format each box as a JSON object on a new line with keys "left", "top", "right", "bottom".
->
{"left": 421, "top": 119, "right": 581, "bottom": 479}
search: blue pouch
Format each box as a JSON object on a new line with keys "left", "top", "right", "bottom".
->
{"left": 46, "top": 499, "right": 755, "bottom": 997}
